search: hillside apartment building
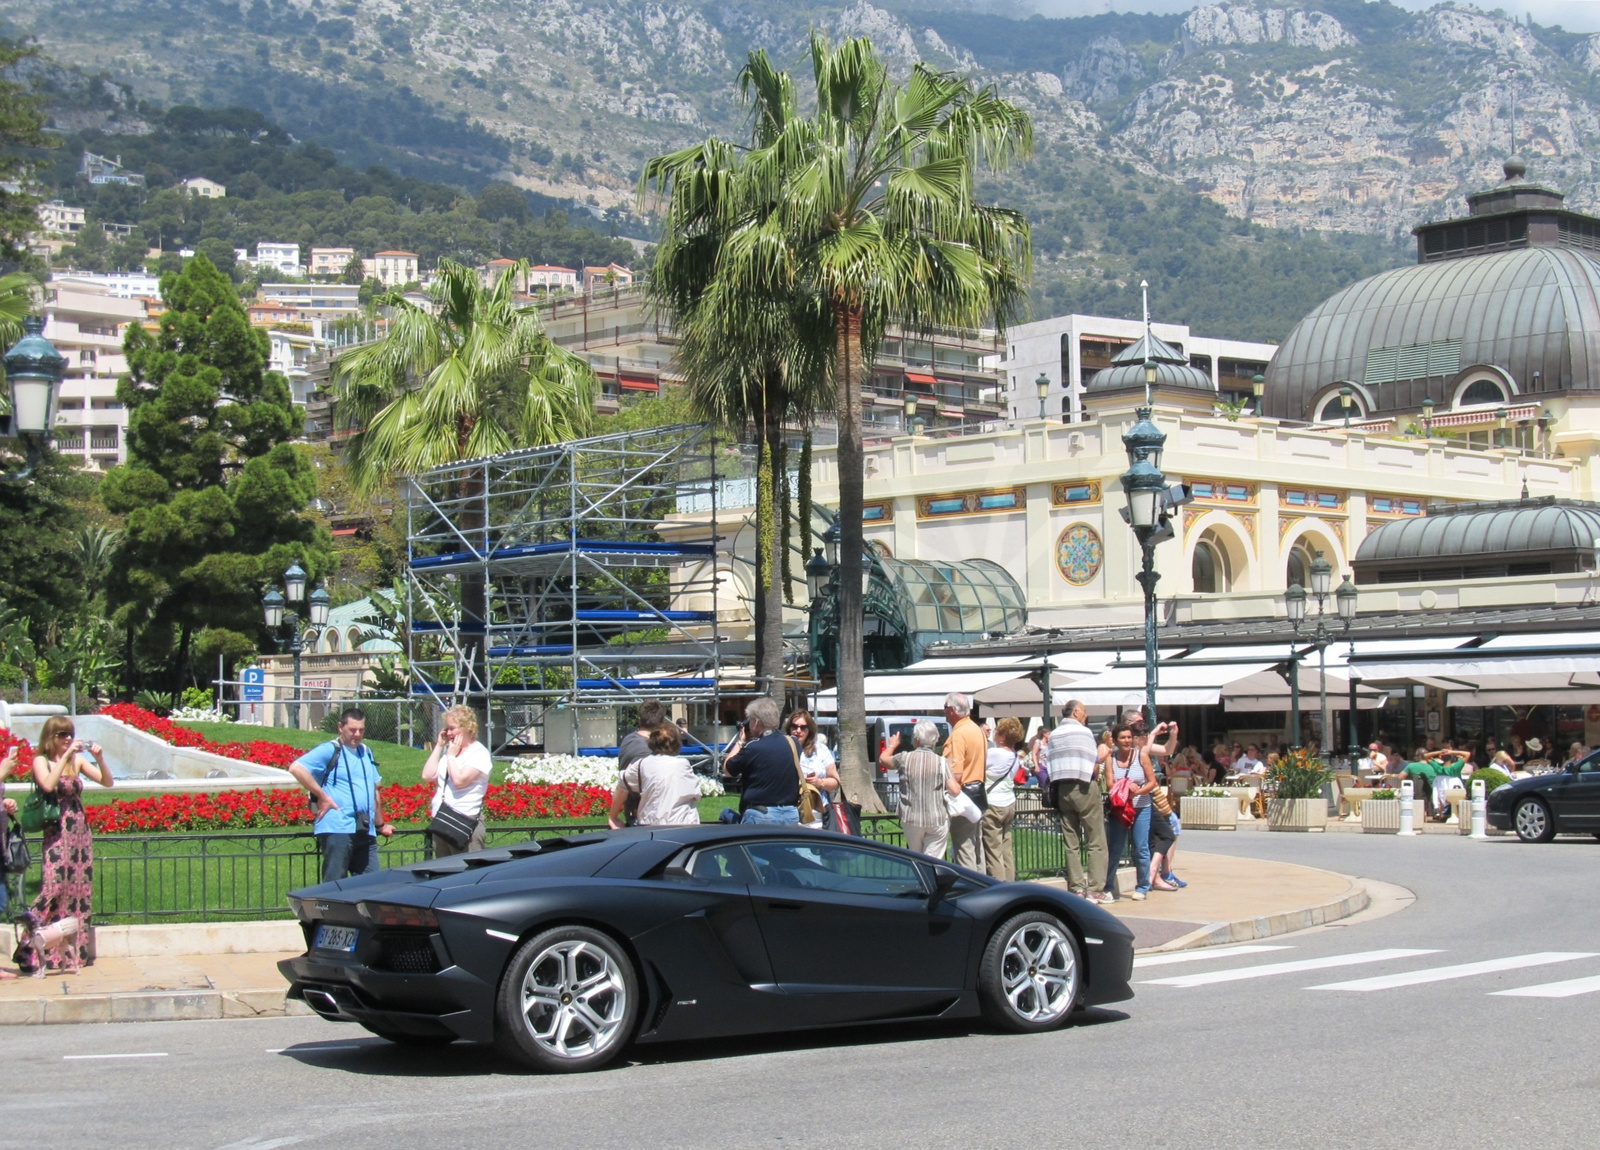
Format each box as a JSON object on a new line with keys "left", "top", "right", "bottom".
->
{"left": 43, "top": 282, "right": 144, "bottom": 468}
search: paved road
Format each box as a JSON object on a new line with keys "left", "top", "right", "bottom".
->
{"left": 4, "top": 832, "right": 1596, "bottom": 1150}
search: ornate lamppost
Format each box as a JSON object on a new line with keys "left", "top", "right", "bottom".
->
{"left": 1338, "top": 576, "right": 1360, "bottom": 761}
{"left": 1121, "top": 409, "right": 1167, "bottom": 725}
{"left": 1036, "top": 372, "right": 1050, "bottom": 420}
{"left": 262, "top": 562, "right": 331, "bottom": 729}
{"left": 1283, "top": 553, "right": 1353, "bottom": 754}
{"left": 2, "top": 316, "right": 68, "bottom": 483}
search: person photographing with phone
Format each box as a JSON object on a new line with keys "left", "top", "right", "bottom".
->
{"left": 422, "top": 705, "right": 493, "bottom": 856}
{"left": 289, "top": 707, "right": 394, "bottom": 881}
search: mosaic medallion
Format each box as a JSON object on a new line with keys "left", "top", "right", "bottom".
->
{"left": 1055, "top": 523, "right": 1103, "bottom": 586}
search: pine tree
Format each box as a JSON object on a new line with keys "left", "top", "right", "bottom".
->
{"left": 102, "top": 254, "right": 332, "bottom": 700}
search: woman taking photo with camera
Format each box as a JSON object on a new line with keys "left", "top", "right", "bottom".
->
{"left": 18, "top": 716, "right": 113, "bottom": 975}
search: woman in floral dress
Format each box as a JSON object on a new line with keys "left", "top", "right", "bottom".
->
{"left": 21, "top": 715, "right": 113, "bottom": 974}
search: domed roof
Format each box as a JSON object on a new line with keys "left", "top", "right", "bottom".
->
{"left": 1353, "top": 501, "right": 1600, "bottom": 565}
{"left": 1087, "top": 331, "right": 1215, "bottom": 394}
{"left": 1264, "top": 246, "right": 1600, "bottom": 419}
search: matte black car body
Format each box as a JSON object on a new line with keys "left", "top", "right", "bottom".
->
{"left": 1486, "top": 750, "right": 1600, "bottom": 841}
{"left": 279, "top": 825, "right": 1135, "bottom": 1052}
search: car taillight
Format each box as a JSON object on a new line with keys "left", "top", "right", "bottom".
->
{"left": 356, "top": 901, "right": 438, "bottom": 929}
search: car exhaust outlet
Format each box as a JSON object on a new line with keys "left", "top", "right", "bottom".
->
{"left": 303, "top": 989, "right": 355, "bottom": 1021}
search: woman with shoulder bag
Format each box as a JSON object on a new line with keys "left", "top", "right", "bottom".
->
{"left": 608, "top": 723, "right": 700, "bottom": 828}
{"left": 981, "top": 717, "right": 1025, "bottom": 882}
{"left": 20, "top": 716, "right": 113, "bottom": 975}
{"left": 1102, "top": 721, "right": 1158, "bottom": 902}
{"left": 785, "top": 710, "right": 838, "bottom": 829}
{"left": 1, "top": 747, "right": 21, "bottom": 979}
{"left": 422, "top": 706, "right": 493, "bottom": 857}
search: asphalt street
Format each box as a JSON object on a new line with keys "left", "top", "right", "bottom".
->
{"left": 2, "top": 831, "right": 1596, "bottom": 1150}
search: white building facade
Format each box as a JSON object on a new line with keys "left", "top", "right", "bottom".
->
{"left": 44, "top": 283, "right": 145, "bottom": 469}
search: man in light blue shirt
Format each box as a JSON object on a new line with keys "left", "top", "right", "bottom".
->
{"left": 289, "top": 707, "right": 394, "bottom": 881}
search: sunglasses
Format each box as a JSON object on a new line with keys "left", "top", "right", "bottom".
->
{"left": 789, "top": 723, "right": 810, "bottom": 731}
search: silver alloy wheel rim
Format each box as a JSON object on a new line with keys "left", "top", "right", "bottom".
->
{"left": 1000, "top": 920, "right": 1076, "bottom": 1023}
{"left": 520, "top": 940, "right": 627, "bottom": 1059}
{"left": 1515, "top": 801, "right": 1547, "bottom": 840}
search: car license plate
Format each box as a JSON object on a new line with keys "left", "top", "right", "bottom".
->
{"left": 314, "top": 925, "right": 359, "bottom": 952}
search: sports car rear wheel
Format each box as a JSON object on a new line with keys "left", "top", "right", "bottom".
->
{"left": 494, "top": 925, "right": 638, "bottom": 1073}
{"left": 979, "top": 911, "right": 1081, "bottom": 1033}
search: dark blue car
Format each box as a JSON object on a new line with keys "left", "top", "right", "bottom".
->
{"left": 1486, "top": 749, "right": 1600, "bottom": 842}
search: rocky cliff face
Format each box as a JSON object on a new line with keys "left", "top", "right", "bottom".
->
{"left": 5, "top": 0, "right": 1600, "bottom": 239}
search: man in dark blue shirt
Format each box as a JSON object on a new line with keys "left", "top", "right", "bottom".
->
{"left": 722, "top": 697, "right": 801, "bottom": 823}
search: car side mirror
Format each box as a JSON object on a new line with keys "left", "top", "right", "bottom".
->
{"left": 929, "top": 867, "right": 960, "bottom": 906}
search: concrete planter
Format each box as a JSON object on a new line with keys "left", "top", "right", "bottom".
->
{"left": 1179, "top": 795, "right": 1238, "bottom": 831}
{"left": 1361, "top": 798, "right": 1400, "bottom": 833}
{"left": 1267, "top": 797, "right": 1327, "bottom": 832}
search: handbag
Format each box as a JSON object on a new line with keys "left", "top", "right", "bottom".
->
{"left": 4, "top": 816, "right": 29, "bottom": 874}
{"left": 20, "top": 785, "right": 60, "bottom": 834}
{"left": 961, "top": 780, "right": 989, "bottom": 814}
{"left": 427, "top": 801, "right": 478, "bottom": 850}
{"left": 945, "top": 788, "right": 983, "bottom": 823}
{"left": 826, "top": 779, "right": 862, "bottom": 836}
{"left": 1107, "top": 776, "right": 1137, "bottom": 827}
{"left": 788, "top": 738, "right": 824, "bottom": 825}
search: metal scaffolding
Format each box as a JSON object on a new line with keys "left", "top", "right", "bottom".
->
{"left": 405, "top": 424, "right": 724, "bottom": 757}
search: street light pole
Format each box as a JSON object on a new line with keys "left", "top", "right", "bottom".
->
{"left": 1337, "top": 576, "right": 1360, "bottom": 760}
{"left": 1285, "top": 582, "right": 1305, "bottom": 749}
{"left": 1121, "top": 422, "right": 1167, "bottom": 727}
{"left": 262, "top": 563, "right": 329, "bottom": 730}
{"left": 1036, "top": 372, "right": 1050, "bottom": 421}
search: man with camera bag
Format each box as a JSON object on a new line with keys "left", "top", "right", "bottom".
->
{"left": 289, "top": 707, "right": 395, "bottom": 881}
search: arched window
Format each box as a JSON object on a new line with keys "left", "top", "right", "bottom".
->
{"left": 1286, "top": 542, "right": 1314, "bottom": 590}
{"left": 1192, "top": 530, "right": 1232, "bottom": 594}
{"left": 1458, "top": 378, "right": 1506, "bottom": 406}
{"left": 1313, "top": 387, "right": 1367, "bottom": 424}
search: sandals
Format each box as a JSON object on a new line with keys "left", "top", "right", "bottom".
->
{"left": 28, "top": 917, "right": 81, "bottom": 976}
{"left": 1150, "top": 879, "right": 1179, "bottom": 892}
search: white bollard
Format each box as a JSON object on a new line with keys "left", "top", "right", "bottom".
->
{"left": 1398, "top": 778, "right": 1416, "bottom": 836}
{"left": 1470, "top": 778, "right": 1488, "bottom": 840}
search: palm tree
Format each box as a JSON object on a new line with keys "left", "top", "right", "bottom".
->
{"left": 332, "top": 259, "right": 595, "bottom": 491}
{"left": 642, "top": 57, "right": 831, "bottom": 706}
{"left": 729, "top": 37, "right": 1034, "bottom": 805}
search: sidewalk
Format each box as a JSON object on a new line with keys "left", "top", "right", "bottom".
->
{"left": 0, "top": 850, "right": 1372, "bottom": 1025}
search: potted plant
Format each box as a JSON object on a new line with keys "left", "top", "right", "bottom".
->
{"left": 1361, "top": 787, "right": 1399, "bottom": 832}
{"left": 1266, "top": 748, "right": 1333, "bottom": 831}
{"left": 1180, "top": 786, "right": 1238, "bottom": 831}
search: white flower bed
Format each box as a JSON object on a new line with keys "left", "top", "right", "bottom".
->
{"left": 170, "top": 706, "right": 229, "bottom": 722}
{"left": 506, "top": 753, "right": 724, "bottom": 797}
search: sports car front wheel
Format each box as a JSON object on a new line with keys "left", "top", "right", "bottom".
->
{"left": 494, "top": 925, "right": 639, "bottom": 1073}
{"left": 978, "top": 911, "right": 1082, "bottom": 1032}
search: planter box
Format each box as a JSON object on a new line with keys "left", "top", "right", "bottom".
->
{"left": 1267, "top": 797, "right": 1327, "bottom": 832}
{"left": 1361, "top": 798, "right": 1400, "bottom": 833}
{"left": 1179, "top": 795, "right": 1238, "bottom": 831}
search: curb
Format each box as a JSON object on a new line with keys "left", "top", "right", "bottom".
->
{"left": 0, "top": 987, "right": 314, "bottom": 1027}
{"left": 1135, "top": 876, "right": 1372, "bottom": 955}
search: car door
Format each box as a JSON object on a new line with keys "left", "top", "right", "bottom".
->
{"left": 1561, "top": 751, "right": 1600, "bottom": 829}
{"left": 743, "top": 839, "right": 972, "bottom": 1023}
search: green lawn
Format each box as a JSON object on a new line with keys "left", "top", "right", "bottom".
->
{"left": 173, "top": 721, "right": 431, "bottom": 785}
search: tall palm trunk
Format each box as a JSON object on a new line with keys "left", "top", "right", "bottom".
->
{"left": 833, "top": 303, "right": 881, "bottom": 811}
{"left": 756, "top": 377, "right": 786, "bottom": 706}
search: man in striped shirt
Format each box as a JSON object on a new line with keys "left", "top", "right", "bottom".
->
{"left": 1046, "top": 700, "right": 1112, "bottom": 904}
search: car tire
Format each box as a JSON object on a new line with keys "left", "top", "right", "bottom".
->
{"left": 1513, "top": 797, "right": 1557, "bottom": 843}
{"left": 494, "top": 925, "right": 639, "bottom": 1073}
{"left": 978, "top": 911, "right": 1082, "bottom": 1033}
{"left": 362, "top": 1026, "right": 456, "bottom": 1048}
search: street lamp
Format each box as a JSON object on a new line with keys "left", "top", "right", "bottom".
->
{"left": 1252, "top": 373, "right": 1266, "bottom": 416}
{"left": 1339, "top": 385, "right": 1354, "bottom": 429}
{"left": 806, "top": 525, "right": 873, "bottom": 681}
{"left": 2, "top": 316, "right": 68, "bottom": 483}
{"left": 1284, "top": 554, "right": 1353, "bottom": 756}
{"left": 1337, "top": 575, "right": 1360, "bottom": 761}
{"left": 903, "top": 392, "right": 920, "bottom": 434}
{"left": 262, "top": 563, "right": 327, "bottom": 729}
{"left": 1120, "top": 428, "right": 1168, "bottom": 726}
{"left": 1036, "top": 372, "right": 1050, "bottom": 420}
{"left": 1421, "top": 396, "right": 1435, "bottom": 435}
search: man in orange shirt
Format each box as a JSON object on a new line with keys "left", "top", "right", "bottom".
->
{"left": 943, "top": 692, "right": 988, "bottom": 869}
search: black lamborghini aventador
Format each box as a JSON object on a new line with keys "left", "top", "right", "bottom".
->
{"left": 279, "top": 825, "right": 1136, "bottom": 1072}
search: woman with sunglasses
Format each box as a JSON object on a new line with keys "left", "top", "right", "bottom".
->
{"left": 18, "top": 715, "right": 113, "bottom": 975}
{"left": 785, "top": 709, "right": 837, "bottom": 829}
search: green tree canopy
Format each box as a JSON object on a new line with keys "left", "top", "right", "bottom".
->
{"left": 102, "top": 253, "right": 331, "bottom": 699}
{"left": 0, "top": 38, "right": 54, "bottom": 265}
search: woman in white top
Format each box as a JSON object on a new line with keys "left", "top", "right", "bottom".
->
{"left": 981, "top": 717, "right": 1024, "bottom": 881}
{"left": 608, "top": 724, "right": 701, "bottom": 828}
{"left": 786, "top": 709, "right": 838, "bottom": 829}
{"left": 423, "top": 705, "right": 494, "bottom": 856}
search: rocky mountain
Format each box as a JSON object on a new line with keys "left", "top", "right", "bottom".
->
{"left": 9, "top": 0, "right": 1600, "bottom": 334}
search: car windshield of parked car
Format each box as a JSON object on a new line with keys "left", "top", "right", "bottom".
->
{"left": 744, "top": 841, "right": 926, "bottom": 898}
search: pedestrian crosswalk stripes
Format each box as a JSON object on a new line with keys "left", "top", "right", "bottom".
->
{"left": 1132, "top": 945, "right": 1293, "bottom": 970}
{"left": 1490, "top": 974, "right": 1600, "bottom": 999}
{"left": 1139, "top": 949, "right": 1439, "bottom": 988}
{"left": 1308, "top": 952, "right": 1598, "bottom": 992}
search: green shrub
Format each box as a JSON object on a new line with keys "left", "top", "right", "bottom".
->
{"left": 1468, "top": 767, "right": 1510, "bottom": 794}
{"left": 1371, "top": 788, "right": 1396, "bottom": 800}
{"left": 180, "top": 687, "right": 214, "bottom": 710}
{"left": 1268, "top": 748, "right": 1335, "bottom": 800}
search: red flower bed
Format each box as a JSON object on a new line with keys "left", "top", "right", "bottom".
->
{"left": 83, "top": 782, "right": 611, "bottom": 835}
{"left": 4, "top": 729, "right": 34, "bottom": 779}
{"left": 99, "top": 703, "right": 302, "bottom": 768}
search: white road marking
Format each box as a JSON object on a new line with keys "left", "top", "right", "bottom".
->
{"left": 1133, "top": 945, "right": 1292, "bottom": 969}
{"left": 1492, "top": 974, "right": 1600, "bottom": 999}
{"left": 1310, "top": 952, "right": 1599, "bottom": 992}
{"left": 1141, "top": 949, "right": 1439, "bottom": 988}
{"left": 63, "top": 1052, "right": 169, "bottom": 1060}
{"left": 212, "top": 1137, "right": 311, "bottom": 1150}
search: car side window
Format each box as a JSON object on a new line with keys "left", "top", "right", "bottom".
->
{"left": 1577, "top": 751, "right": 1600, "bottom": 773}
{"left": 688, "top": 845, "right": 759, "bottom": 884}
{"left": 744, "top": 841, "right": 926, "bottom": 898}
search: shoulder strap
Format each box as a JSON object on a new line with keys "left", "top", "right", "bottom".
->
{"left": 988, "top": 750, "right": 1020, "bottom": 793}
{"left": 788, "top": 735, "right": 805, "bottom": 783}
